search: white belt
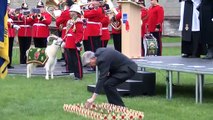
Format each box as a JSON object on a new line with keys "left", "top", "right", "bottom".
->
{"left": 66, "top": 34, "right": 73, "bottom": 37}
{"left": 87, "top": 21, "right": 101, "bottom": 25}
{"left": 63, "top": 27, "right": 67, "bottom": 30}
{"left": 102, "top": 27, "right": 108, "bottom": 30}
{"left": 20, "top": 25, "right": 31, "bottom": 27}
{"left": 33, "top": 23, "right": 46, "bottom": 26}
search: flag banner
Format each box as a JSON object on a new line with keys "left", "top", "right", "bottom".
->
{"left": 0, "top": 0, "right": 9, "bottom": 78}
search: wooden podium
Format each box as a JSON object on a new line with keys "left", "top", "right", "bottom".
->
{"left": 118, "top": 0, "right": 142, "bottom": 58}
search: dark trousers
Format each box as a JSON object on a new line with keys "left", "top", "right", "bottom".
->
{"left": 8, "top": 37, "right": 14, "bottom": 67}
{"left": 83, "top": 40, "right": 92, "bottom": 51}
{"left": 103, "top": 68, "right": 136, "bottom": 106}
{"left": 89, "top": 36, "right": 101, "bottom": 52}
{"left": 57, "top": 30, "right": 64, "bottom": 60}
{"left": 101, "top": 40, "right": 109, "bottom": 47}
{"left": 151, "top": 32, "right": 162, "bottom": 56}
{"left": 112, "top": 34, "right": 121, "bottom": 52}
{"left": 64, "top": 48, "right": 70, "bottom": 72}
{"left": 64, "top": 48, "right": 83, "bottom": 79}
{"left": 181, "top": 31, "right": 207, "bottom": 56}
{"left": 141, "top": 37, "right": 145, "bottom": 56}
{"left": 18, "top": 37, "right": 31, "bottom": 64}
{"left": 33, "top": 38, "right": 47, "bottom": 48}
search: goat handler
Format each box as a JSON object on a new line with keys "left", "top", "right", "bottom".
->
{"left": 82, "top": 48, "right": 138, "bottom": 107}
{"left": 64, "top": 4, "right": 83, "bottom": 80}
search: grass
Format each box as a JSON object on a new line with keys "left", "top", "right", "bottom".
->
{"left": 108, "top": 36, "right": 181, "bottom": 45}
{"left": 1, "top": 44, "right": 213, "bottom": 120}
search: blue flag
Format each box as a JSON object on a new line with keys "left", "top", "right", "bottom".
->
{"left": 0, "top": 0, "right": 9, "bottom": 78}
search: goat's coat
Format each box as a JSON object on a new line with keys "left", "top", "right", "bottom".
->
{"left": 26, "top": 36, "right": 64, "bottom": 80}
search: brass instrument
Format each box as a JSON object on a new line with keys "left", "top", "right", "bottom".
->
{"left": 36, "top": 13, "right": 42, "bottom": 19}
{"left": 76, "top": 0, "right": 88, "bottom": 6}
{"left": 106, "top": 0, "right": 121, "bottom": 30}
{"left": 76, "top": 0, "right": 93, "bottom": 11}
{"left": 45, "top": 0, "right": 65, "bottom": 19}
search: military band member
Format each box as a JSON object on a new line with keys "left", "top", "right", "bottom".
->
{"left": 100, "top": 3, "right": 110, "bottom": 47}
{"left": 56, "top": 0, "right": 74, "bottom": 62}
{"left": 17, "top": 3, "right": 33, "bottom": 64}
{"left": 7, "top": 18, "right": 16, "bottom": 69}
{"left": 82, "top": 17, "right": 91, "bottom": 51}
{"left": 31, "top": 1, "right": 51, "bottom": 48}
{"left": 147, "top": 0, "right": 164, "bottom": 56}
{"left": 7, "top": 3, "right": 20, "bottom": 68}
{"left": 56, "top": 0, "right": 74, "bottom": 38}
{"left": 111, "top": 5, "right": 122, "bottom": 52}
{"left": 64, "top": 4, "right": 83, "bottom": 80}
{"left": 83, "top": 0, "right": 104, "bottom": 52}
{"left": 137, "top": 0, "right": 148, "bottom": 56}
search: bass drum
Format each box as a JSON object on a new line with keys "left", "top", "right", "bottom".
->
{"left": 143, "top": 33, "right": 158, "bottom": 56}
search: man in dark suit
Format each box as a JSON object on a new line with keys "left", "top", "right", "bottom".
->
{"left": 198, "top": 0, "right": 213, "bottom": 59}
{"left": 179, "top": 0, "right": 206, "bottom": 58}
{"left": 82, "top": 48, "right": 138, "bottom": 107}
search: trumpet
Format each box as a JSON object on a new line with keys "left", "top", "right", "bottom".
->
{"left": 36, "top": 13, "right": 42, "bottom": 19}
{"left": 31, "top": 13, "right": 42, "bottom": 20}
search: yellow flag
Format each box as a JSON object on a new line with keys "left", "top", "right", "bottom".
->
{"left": 0, "top": 12, "right": 9, "bottom": 78}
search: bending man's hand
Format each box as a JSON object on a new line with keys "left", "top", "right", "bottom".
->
{"left": 85, "top": 93, "right": 98, "bottom": 108}
{"left": 85, "top": 97, "right": 94, "bottom": 108}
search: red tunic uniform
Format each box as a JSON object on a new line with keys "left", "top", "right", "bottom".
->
{"left": 82, "top": 22, "right": 88, "bottom": 40}
{"left": 17, "top": 14, "right": 32, "bottom": 37}
{"left": 84, "top": 7, "right": 103, "bottom": 36}
{"left": 56, "top": 9, "right": 71, "bottom": 38}
{"left": 147, "top": 4, "right": 164, "bottom": 56}
{"left": 147, "top": 5, "right": 164, "bottom": 32}
{"left": 101, "top": 15, "right": 110, "bottom": 41}
{"left": 141, "top": 7, "right": 148, "bottom": 38}
{"left": 64, "top": 19, "right": 83, "bottom": 49}
{"left": 7, "top": 21, "right": 16, "bottom": 37}
{"left": 31, "top": 12, "right": 52, "bottom": 38}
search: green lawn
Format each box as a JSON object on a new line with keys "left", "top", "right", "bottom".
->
{"left": 1, "top": 46, "right": 213, "bottom": 120}
{"left": 108, "top": 36, "right": 181, "bottom": 45}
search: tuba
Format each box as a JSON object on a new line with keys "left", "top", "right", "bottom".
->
{"left": 45, "top": 0, "right": 66, "bottom": 19}
{"left": 106, "top": 0, "right": 121, "bottom": 30}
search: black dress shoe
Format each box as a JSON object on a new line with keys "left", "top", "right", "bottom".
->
{"left": 190, "top": 55, "right": 200, "bottom": 58}
{"left": 8, "top": 66, "right": 14, "bottom": 69}
{"left": 203, "top": 48, "right": 213, "bottom": 59}
{"left": 181, "top": 54, "right": 191, "bottom": 58}
{"left": 57, "top": 58, "right": 65, "bottom": 62}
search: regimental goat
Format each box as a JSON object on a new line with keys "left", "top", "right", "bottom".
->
{"left": 26, "top": 35, "right": 65, "bottom": 80}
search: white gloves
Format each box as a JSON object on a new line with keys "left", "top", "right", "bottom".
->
{"left": 76, "top": 42, "right": 82, "bottom": 51}
{"left": 13, "top": 24, "right": 20, "bottom": 30}
{"left": 8, "top": 18, "right": 13, "bottom": 23}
